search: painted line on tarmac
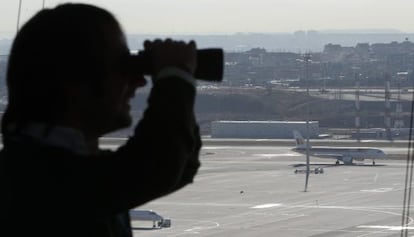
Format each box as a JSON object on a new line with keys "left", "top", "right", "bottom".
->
{"left": 251, "top": 203, "right": 283, "bottom": 209}
{"left": 254, "top": 153, "right": 301, "bottom": 157}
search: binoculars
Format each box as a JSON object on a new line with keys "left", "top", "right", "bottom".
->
{"left": 129, "top": 48, "right": 223, "bottom": 82}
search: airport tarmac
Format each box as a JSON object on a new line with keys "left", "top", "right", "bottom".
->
{"left": 118, "top": 140, "right": 414, "bottom": 237}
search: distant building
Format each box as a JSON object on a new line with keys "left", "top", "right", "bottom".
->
{"left": 211, "top": 121, "right": 319, "bottom": 139}
{"left": 351, "top": 128, "right": 414, "bottom": 139}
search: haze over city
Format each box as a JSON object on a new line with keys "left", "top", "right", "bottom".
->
{"left": 0, "top": 0, "right": 414, "bottom": 38}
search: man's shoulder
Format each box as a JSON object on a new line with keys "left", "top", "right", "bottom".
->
{"left": 1, "top": 139, "right": 96, "bottom": 169}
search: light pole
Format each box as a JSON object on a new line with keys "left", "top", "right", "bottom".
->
{"left": 295, "top": 53, "right": 312, "bottom": 192}
{"left": 16, "top": 0, "right": 23, "bottom": 32}
{"left": 352, "top": 67, "right": 361, "bottom": 143}
{"left": 304, "top": 53, "right": 311, "bottom": 192}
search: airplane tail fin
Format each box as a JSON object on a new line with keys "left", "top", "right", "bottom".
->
{"left": 293, "top": 130, "right": 309, "bottom": 149}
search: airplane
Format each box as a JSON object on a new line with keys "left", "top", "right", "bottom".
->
{"left": 292, "top": 130, "right": 387, "bottom": 165}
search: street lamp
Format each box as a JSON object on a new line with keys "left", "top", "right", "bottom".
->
{"left": 303, "top": 53, "right": 311, "bottom": 192}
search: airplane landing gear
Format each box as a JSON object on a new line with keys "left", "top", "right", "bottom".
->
{"left": 373, "top": 160, "right": 376, "bottom": 166}
{"left": 335, "top": 160, "right": 340, "bottom": 165}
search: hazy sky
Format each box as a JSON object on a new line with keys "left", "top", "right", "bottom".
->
{"left": 1, "top": 0, "right": 413, "bottom": 37}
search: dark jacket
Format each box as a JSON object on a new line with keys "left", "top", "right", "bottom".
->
{"left": 0, "top": 78, "right": 201, "bottom": 237}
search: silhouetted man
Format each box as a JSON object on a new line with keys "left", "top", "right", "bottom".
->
{"left": 0, "top": 3, "right": 201, "bottom": 237}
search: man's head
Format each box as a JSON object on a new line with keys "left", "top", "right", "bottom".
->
{"left": 3, "top": 3, "right": 145, "bottom": 138}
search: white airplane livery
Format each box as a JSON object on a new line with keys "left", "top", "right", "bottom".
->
{"left": 292, "top": 131, "right": 387, "bottom": 165}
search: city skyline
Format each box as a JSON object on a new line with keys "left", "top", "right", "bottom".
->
{"left": 0, "top": 0, "right": 414, "bottom": 38}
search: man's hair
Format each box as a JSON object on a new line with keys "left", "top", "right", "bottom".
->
{"left": 2, "top": 3, "right": 121, "bottom": 135}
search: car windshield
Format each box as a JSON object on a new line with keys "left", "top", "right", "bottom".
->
{"left": 1, "top": 1, "right": 413, "bottom": 236}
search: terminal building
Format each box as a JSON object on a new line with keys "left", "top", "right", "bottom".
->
{"left": 211, "top": 121, "right": 319, "bottom": 139}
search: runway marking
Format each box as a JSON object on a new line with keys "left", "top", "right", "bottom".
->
{"left": 202, "top": 146, "right": 232, "bottom": 150}
{"left": 373, "top": 173, "right": 379, "bottom": 183}
{"left": 287, "top": 203, "right": 414, "bottom": 235}
{"left": 357, "top": 225, "right": 414, "bottom": 231}
{"left": 184, "top": 221, "right": 220, "bottom": 234}
{"left": 360, "top": 188, "right": 393, "bottom": 193}
{"left": 251, "top": 203, "right": 282, "bottom": 209}
{"left": 151, "top": 201, "right": 252, "bottom": 207}
{"left": 254, "top": 153, "right": 301, "bottom": 157}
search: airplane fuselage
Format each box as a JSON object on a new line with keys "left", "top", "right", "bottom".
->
{"left": 292, "top": 146, "right": 387, "bottom": 162}
{"left": 292, "top": 130, "right": 387, "bottom": 165}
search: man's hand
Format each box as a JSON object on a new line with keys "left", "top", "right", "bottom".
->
{"left": 143, "top": 39, "right": 197, "bottom": 78}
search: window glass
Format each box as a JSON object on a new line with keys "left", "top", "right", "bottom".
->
{"left": 1, "top": 1, "right": 413, "bottom": 236}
